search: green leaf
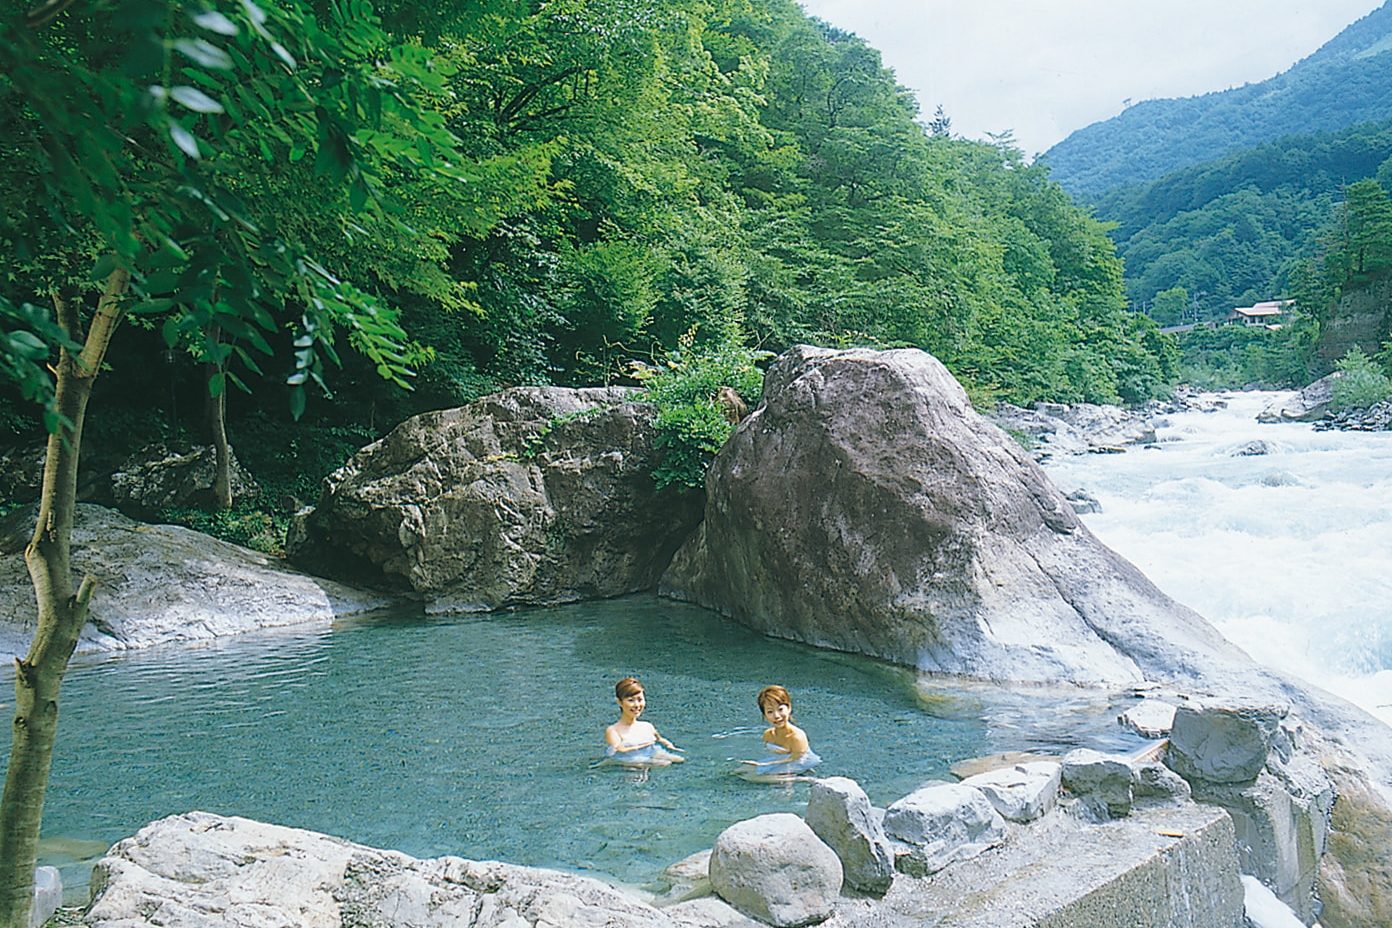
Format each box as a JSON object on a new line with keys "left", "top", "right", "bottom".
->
{"left": 8, "top": 331, "right": 48, "bottom": 359}
{"left": 170, "top": 86, "right": 224, "bottom": 114}
{"left": 270, "top": 42, "right": 297, "bottom": 71}
{"left": 169, "top": 122, "right": 201, "bottom": 159}
{"left": 172, "top": 38, "right": 234, "bottom": 70}
{"left": 90, "top": 253, "right": 121, "bottom": 280}
{"left": 288, "top": 385, "right": 306, "bottom": 419}
{"left": 208, "top": 371, "right": 226, "bottom": 397}
{"left": 191, "top": 9, "right": 239, "bottom": 35}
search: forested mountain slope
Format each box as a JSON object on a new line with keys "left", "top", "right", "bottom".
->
{"left": 1042, "top": 1, "right": 1392, "bottom": 200}
{"left": 1101, "top": 120, "right": 1392, "bottom": 316}
{"left": 3, "top": 0, "right": 1178, "bottom": 461}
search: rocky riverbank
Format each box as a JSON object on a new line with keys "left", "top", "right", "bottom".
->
{"left": 0, "top": 504, "right": 392, "bottom": 662}
{"left": 8, "top": 349, "right": 1392, "bottom": 926}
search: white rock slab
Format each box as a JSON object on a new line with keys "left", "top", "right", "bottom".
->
{"left": 0, "top": 504, "right": 393, "bottom": 661}
{"left": 960, "top": 761, "right": 1061, "bottom": 823}
{"left": 882, "top": 783, "right": 1007, "bottom": 876}
{"left": 85, "top": 812, "right": 677, "bottom": 928}
{"left": 1119, "top": 699, "right": 1177, "bottom": 738}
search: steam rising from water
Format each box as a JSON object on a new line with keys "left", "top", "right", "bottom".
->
{"left": 1044, "top": 391, "right": 1392, "bottom": 728}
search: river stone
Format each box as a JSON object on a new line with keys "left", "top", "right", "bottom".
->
{"left": 289, "top": 386, "right": 701, "bottom": 610}
{"left": 665, "top": 896, "right": 763, "bottom": 927}
{"left": 1061, "top": 749, "right": 1134, "bottom": 819}
{"left": 882, "top": 783, "right": 1007, "bottom": 876}
{"left": 661, "top": 345, "right": 1252, "bottom": 686}
{"left": 1118, "top": 699, "right": 1177, "bottom": 738}
{"left": 86, "top": 812, "right": 677, "bottom": 928}
{"left": 804, "top": 777, "right": 894, "bottom": 894}
{"left": 1258, "top": 376, "right": 1341, "bottom": 424}
{"left": 1229, "top": 439, "right": 1275, "bottom": 457}
{"left": 1168, "top": 699, "right": 1288, "bottom": 785}
{"left": 1131, "top": 762, "right": 1191, "bottom": 803}
{"left": 1257, "top": 373, "right": 1341, "bottom": 423}
{"left": 655, "top": 850, "right": 713, "bottom": 906}
{"left": 0, "top": 504, "right": 392, "bottom": 660}
{"left": 709, "top": 814, "right": 842, "bottom": 927}
{"left": 959, "top": 761, "right": 1061, "bottom": 823}
{"left": 990, "top": 402, "right": 1158, "bottom": 459}
{"left": 108, "top": 442, "right": 259, "bottom": 516}
{"left": 1063, "top": 488, "right": 1102, "bottom": 514}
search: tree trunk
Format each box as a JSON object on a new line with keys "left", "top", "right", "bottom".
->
{"left": 206, "top": 327, "right": 232, "bottom": 511}
{"left": 0, "top": 269, "right": 127, "bottom": 928}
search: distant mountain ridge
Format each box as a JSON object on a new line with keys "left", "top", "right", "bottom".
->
{"left": 1042, "top": 1, "right": 1392, "bottom": 200}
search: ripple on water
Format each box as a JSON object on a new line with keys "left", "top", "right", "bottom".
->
{"left": 8, "top": 597, "right": 1147, "bottom": 898}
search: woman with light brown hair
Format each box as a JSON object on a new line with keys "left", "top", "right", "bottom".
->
{"left": 603, "top": 677, "right": 684, "bottom": 766}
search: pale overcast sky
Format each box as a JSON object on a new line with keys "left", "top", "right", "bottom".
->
{"left": 798, "top": 0, "right": 1386, "bottom": 156}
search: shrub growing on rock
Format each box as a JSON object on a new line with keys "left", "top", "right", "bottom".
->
{"left": 629, "top": 330, "right": 768, "bottom": 489}
{"left": 1331, "top": 346, "right": 1392, "bottom": 412}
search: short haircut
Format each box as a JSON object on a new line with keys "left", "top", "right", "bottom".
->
{"left": 615, "top": 676, "right": 644, "bottom": 699}
{"left": 757, "top": 684, "right": 791, "bottom": 712}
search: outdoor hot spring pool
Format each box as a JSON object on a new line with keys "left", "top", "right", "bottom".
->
{"left": 13, "top": 597, "right": 1147, "bottom": 894}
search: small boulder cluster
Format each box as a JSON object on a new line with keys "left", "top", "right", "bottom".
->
{"left": 659, "top": 694, "right": 1331, "bottom": 927}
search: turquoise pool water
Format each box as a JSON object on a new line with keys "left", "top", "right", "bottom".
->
{"left": 15, "top": 597, "right": 1143, "bottom": 893}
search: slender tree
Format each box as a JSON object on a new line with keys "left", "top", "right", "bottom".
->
{"left": 0, "top": 2, "right": 463, "bottom": 923}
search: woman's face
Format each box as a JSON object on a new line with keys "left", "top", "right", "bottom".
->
{"left": 762, "top": 700, "right": 790, "bottom": 726}
{"left": 618, "top": 690, "right": 645, "bottom": 718}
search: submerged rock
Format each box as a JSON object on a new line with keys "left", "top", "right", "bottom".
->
{"left": 290, "top": 387, "right": 701, "bottom": 611}
{"left": 0, "top": 504, "right": 391, "bottom": 660}
{"left": 663, "top": 346, "right": 1250, "bottom": 686}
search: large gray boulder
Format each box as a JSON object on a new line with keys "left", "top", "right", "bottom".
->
{"left": 662, "top": 346, "right": 1249, "bottom": 686}
{"left": 1257, "top": 373, "right": 1341, "bottom": 423}
{"left": 1168, "top": 699, "right": 1288, "bottom": 785}
{"left": 290, "top": 387, "right": 701, "bottom": 611}
{"left": 882, "top": 783, "right": 1007, "bottom": 877}
{"left": 86, "top": 812, "right": 679, "bottom": 928}
{"left": 108, "top": 443, "right": 259, "bottom": 516}
{"left": 709, "top": 814, "right": 842, "bottom": 927}
{"left": 804, "top": 777, "right": 894, "bottom": 895}
{"left": 0, "top": 504, "right": 391, "bottom": 660}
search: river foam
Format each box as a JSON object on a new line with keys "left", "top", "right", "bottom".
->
{"left": 1044, "top": 391, "right": 1392, "bottom": 729}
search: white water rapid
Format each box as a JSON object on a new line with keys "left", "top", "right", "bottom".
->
{"left": 1043, "top": 391, "right": 1392, "bottom": 729}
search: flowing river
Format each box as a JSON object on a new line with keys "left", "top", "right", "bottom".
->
{"left": 1043, "top": 390, "right": 1392, "bottom": 729}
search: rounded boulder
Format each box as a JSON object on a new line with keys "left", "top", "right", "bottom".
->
{"left": 710, "top": 813, "right": 842, "bottom": 927}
